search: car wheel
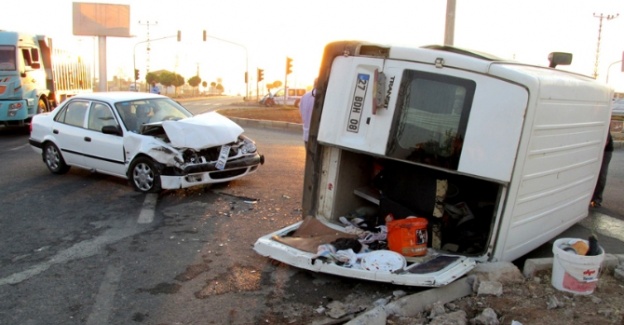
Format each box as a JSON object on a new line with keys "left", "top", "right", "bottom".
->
{"left": 129, "top": 157, "right": 162, "bottom": 193}
{"left": 43, "top": 142, "right": 70, "bottom": 174}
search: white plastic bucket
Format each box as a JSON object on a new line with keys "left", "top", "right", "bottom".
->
{"left": 551, "top": 238, "right": 605, "bottom": 295}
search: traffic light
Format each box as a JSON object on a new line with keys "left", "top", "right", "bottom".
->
{"left": 286, "top": 57, "right": 293, "bottom": 75}
{"left": 177, "top": 30, "right": 181, "bottom": 42}
{"left": 134, "top": 69, "right": 139, "bottom": 81}
{"left": 203, "top": 30, "right": 207, "bottom": 42}
{"left": 257, "top": 68, "right": 264, "bottom": 82}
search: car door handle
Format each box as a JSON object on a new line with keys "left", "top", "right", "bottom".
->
{"left": 53, "top": 129, "right": 59, "bottom": 134}
{"left": 84, "top": 137, "right": 92, "bottom": 142}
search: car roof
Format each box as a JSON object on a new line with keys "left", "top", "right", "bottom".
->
{"left": 69, "top": 91, "right": 166, "bottom": 103}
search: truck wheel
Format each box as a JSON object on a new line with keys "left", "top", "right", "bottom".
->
{"left": 129, "top": 157, "right": 162, "bottom": 193}
{"left": 37, "top": 98, "right": 49, "bottom": 114}
{"left": 43, "top": 142, "right": 70, "bottom": 174}
{"left": 294, "top": 99, "right": 300, "bottom": 108}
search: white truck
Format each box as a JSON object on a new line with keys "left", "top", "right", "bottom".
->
{"left": 0, "top": 30, "right": 92, "bottom": 127}
{"left": 254, "top": 41, "right": 613, "bottom": 287}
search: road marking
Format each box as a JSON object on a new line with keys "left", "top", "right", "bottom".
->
{"left": 137, "top": 193, "right": 158, "bottom": 224}
{"left": 582, "top": 211, "right": 624, "bottom": 242}
{"left": 86, "top": 264, "right": 123, "bottom": 325}
{"left": 9, "top": 144, "right": 29, "bottom": 151}
{"left": 0, "top": 222, "right": 140, "bottom": 286}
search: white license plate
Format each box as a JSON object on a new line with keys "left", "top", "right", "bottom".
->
{"left": 347, "top": 73, "right": 369, "bottom": 133}
{"left": 215, "top": 145, "right": 230, "bottom": 170}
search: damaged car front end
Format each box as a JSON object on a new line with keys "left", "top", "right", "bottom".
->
{"left": 125, "top": 112, "right": 264, "bottom": 192}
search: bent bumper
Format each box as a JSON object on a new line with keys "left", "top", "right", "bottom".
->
{"left": 160, "top": 154, "right": 264, "bottom": 189}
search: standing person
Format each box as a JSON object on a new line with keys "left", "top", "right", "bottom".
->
{"left": 299, "top": 79, "right": 317, "bottom": 143}
{"left": 150, "top": 82, "right": 160, "bottom": 94}
{"left": 591, "top": 132, "right": 614, "bottom": 207}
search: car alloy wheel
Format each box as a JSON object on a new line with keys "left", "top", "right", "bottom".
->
{"left": 130, "top": 157, "right": 161, "bottom": 193}
{"left": 43, "top": 142, "right": 70, "bottom": 174}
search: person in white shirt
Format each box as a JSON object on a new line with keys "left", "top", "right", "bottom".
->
{"left": 299, "top": 79, "right": 317, "bottom": 143}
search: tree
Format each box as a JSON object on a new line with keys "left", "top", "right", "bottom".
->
{"left": 146, "top": 72, "right": 159, "bottom": 85}
{"left": 172, "top": 73, "right": 185, "bottom": 96}
{"left": 159, "top": 71, "right": 175, "bottom": 95}
{"left": 212, "top": 78, "right": 225, "bottom": 95}
{"left": 188, "top": 76, "right": 202, "bottom": 96}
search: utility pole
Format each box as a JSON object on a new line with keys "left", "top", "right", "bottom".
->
{"left": 444, "top": 0, "right": 456, "bottom": 46}
{"left": 593, "top": 13, "right": 619, "bottom": 79}
{"left": 138, "top": 20, "right": 158, "bottom": 75}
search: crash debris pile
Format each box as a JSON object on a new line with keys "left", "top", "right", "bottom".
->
{"left": 304, "top": 261, "right": 624, "bottom": 325}
{"left": 297, "top": 197, "right": 478, "bottom": 274}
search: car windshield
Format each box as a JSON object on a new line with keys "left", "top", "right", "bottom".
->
{"left": 115, "top": 98, "right": 193, "bottom": 133}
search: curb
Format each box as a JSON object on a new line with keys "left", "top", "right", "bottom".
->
{"left": 522, "top": 253, "right": 624, "bottom": 278}
{"left": 226, "top": 116, "right": 302, "bottom": 134}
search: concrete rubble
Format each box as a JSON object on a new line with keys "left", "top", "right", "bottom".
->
{"left": 305, "top": 255, "right": 624, "bottom": 325}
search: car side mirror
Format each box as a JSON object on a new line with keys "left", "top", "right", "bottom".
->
{"left": 102, "top": 125, "right": 122, "bottom": 136}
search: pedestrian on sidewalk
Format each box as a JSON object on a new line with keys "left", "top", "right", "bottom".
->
{"left": 150, "top": 82, "right": 160, "bottom": 94}
{"left": 299, "top": 79, "right": 317, "bottom": 143}
{"left": 591, "top": 132, "right": 613, "bottom": 207}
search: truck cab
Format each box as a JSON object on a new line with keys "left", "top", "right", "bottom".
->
{"left": 0, "top": 30, "right": 92, "bottom": 127}
{"left": 254, "top": 41, "right": 613, "bottom": 287}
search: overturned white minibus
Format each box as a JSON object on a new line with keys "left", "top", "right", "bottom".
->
{"left": 254, "top": 41, "right": 613, "bottom": 287}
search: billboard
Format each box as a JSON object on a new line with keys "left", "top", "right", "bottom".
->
{"left": 72, "top": 2, "right": 130, "bottom": 37}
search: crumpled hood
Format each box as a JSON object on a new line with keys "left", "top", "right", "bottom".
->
{"left": 161, "top": 112, "right": 244, "bottom": 150}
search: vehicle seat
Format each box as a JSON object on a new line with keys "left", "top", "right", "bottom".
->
{"left": 135, "top": 104, "right": 152, "bottom": 130}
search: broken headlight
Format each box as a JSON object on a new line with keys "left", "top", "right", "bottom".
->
{"left": 240, "top": 136, "right": 257, "bottom": 154}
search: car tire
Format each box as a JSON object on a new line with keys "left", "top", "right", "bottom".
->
{"left": 129, "top": 157, "right": 162, "bottom": 193}
{"left": 37, "top": 97, "right": 49, "bottom": 114}
{"left": 43, "top": 142, "right": 70, "bottom": 174}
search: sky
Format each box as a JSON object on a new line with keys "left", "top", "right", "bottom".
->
{"left": 4, "top": 0, "right": 624, "bottom": 95}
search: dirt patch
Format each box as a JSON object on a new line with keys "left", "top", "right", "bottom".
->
{"left": 219, "top": 106, "right": 302, "bottom": 124}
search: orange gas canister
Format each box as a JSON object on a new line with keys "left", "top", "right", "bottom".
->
{"left": 387, "top": 217, "right": 428, "bottom": 257}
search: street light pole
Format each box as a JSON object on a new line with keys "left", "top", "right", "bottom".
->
{"left": 202, "top": 32, "right": 249, "bottom": 100}
{"left": 133, "top": 34, "right": 178, "bottom": 91}
{"left": 606, "top": 60, "right": 623, "bottom": 84}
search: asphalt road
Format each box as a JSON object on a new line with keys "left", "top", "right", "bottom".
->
{"left": 0, "top": 121, "right": 329, "bottom": 324}
{"left": 1, "top": 96, "right": 623, "bottom": 324}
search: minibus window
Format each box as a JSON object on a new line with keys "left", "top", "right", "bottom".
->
{"left": 387, "top": 70, "right": 476, "bottom": 170}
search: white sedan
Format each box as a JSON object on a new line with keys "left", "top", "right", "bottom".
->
{"left": 29, "top": 92, "right": 264, "bottom": 192}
